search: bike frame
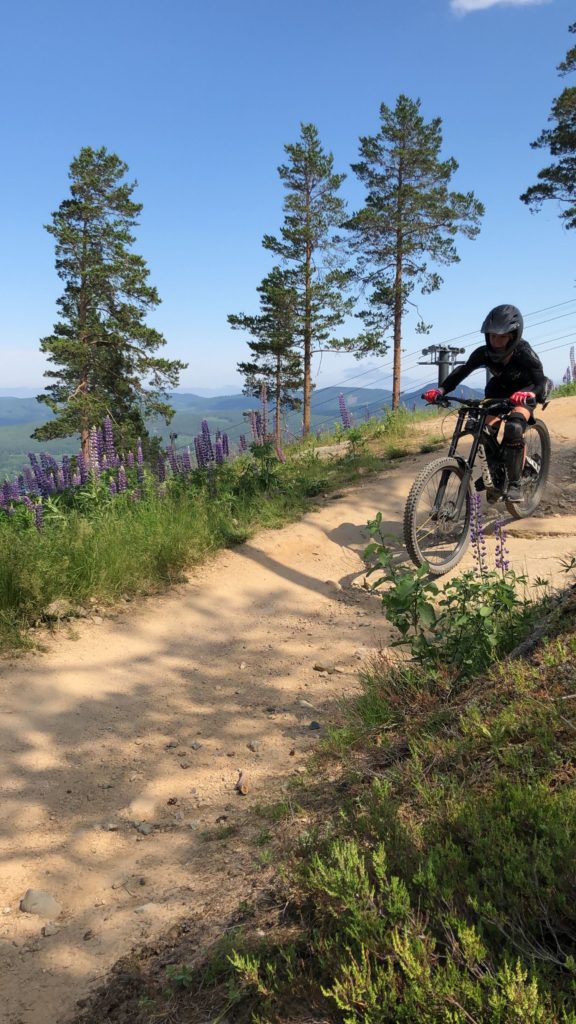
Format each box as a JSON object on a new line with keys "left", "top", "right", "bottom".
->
{"left": 432, "top": 397, "right": 521, "bottom": 519}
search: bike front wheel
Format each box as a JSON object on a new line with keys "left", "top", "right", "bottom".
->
{"left": 505, "top": 418, "right": 551, "bottom": 519}
{"left": 403, "top": 456, "right": 472, "bottom": 575}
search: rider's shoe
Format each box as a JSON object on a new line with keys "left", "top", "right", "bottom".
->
{"left": 506, "top": 482, "right": 523, "bottom": 503}
{"left": 486, "top": 488, "right": 501, "bottom": 504}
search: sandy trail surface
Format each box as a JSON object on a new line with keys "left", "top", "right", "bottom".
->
{"left": 1, "top": 397, "right": 576, "bottom": 1024}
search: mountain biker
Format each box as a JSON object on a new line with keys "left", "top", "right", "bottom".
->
{"left": 422, "top": 304, "right": 550, "bottom": 502}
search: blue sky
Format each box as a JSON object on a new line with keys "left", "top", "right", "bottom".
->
{"left": 1, "top": 0, "right": 575, "bottom": 396}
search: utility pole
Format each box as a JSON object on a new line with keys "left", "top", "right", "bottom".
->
{"left": 419, "top": 345, "right": 465, "bottom": 387}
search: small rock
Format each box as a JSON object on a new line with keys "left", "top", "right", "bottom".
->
{"left": 137, "top": 823, "right": 154, "bottom": 836}
{"left": 92, "top": 615, "right": 103, "bottom": 624}
{"left": 325, "top": 579, "right": 343, "bottom": 592}
{"left": 134, "top": 903, "right": 156, "bottom": 915}
{"left": 44, "top": 599, "right": 76, "bottom": 620}
{"left": 239, "top": 661, "right": 247, "bottom": 670}
{"left": 235, "top": 771, "right": 250, "bottom": 795}
{"left": 247, "top": 740, "right": 261, "bottom": 753}
{"left": 190, "top": 741, "right": 202, "bottom": 751}
{"left": 313, "top": 661, "right": 335, "bottom": 674}
{"left": 165, "top": 740, "right": 179, "bottom": 749}
{"left": 103, "top": 823, "right": 119, "bottom": 831}
{"left": 308, "top": 721, "right": 321, "bottom": 731}
{"left": 180, "top": 761, "right": 191, "bottom": 769}
{"left": 20, "top": 890, "right": 61, "bottom": 918}
{"left": 83, "top": 929, "right": 94, "bottom": 941}
{"left": 41, "top": 923, "right": 59, "bottom": 937}
{"left": 298, "top": 699, "right": 315, "bottom": 709}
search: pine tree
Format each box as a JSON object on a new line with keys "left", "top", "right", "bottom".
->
{"left": 345, "top": 96, "right": 484, "bottom": 409}
{"left": 520, "top": 23, "right": 576, "bottom": 229}
{"left": 33, "top": 146, "right": 186, "bottom": 456}
{"left": 229, "top": 267, "right": 303, "bottom": 444}
{"left": 263, "top": 123, "right": 355, "bottom": 434}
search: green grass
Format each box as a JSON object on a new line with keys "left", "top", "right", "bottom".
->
{"left": 0, "top": 409, "right": 432, "bottom": 654}
{"left": 125, "top": 594, "right": 576, "bottom": 1024}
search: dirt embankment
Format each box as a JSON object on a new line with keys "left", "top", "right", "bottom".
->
{"left": 1, "top": 397, "right": 576, "bottom": 1024}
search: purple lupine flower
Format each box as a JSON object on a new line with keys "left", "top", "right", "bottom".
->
{"left": 28, "top": 454, "right": 51, "bottom": 498}
{"left": 494, "top": 518, "right": 510, "bottom": 573}
{"left": 470, "top": 492, "right": 488, "bottom": 576}
{"left": 72, "top": 472, "right": 81, "bottom": 487}
{"left": 249, "top": 410, "right": 260, "bottom": 443}
{"left": 21, "top": 495, "right": 34, "bottom": 512}
{"left": 24, "top": 467, "right": 38, "bottom": 495}
{"left": 126, "top": 451, "right": 135, "bottom": 468}
{"left": 33, "top": 503, "right": 44, "bottom": 530}
{"left": 338, "top": 393, "right": 352, "bottom": 429}
{"left": 166, "top": 444, "right": 178, "bottom": 475}
{"left": 194, "top": 436, "right": 206, "bottom": 468}
{"left": 17, "top": 475, "right": 26, "bottom": 496}
{"left": 109, "top": 478, "right": 117, "bottom": 495}
{"left": 215, "top": 439, "right": 225, "bottom": 464}
{"left": 201, "top": 420, "right": 214, "bottom": 461}
{"left": 117, "top": 465, "right": 128, "bottom": 492}
{"left": 275, "top": 446, "right": 286, "bottom": 464}
{"left": 222, "top": 433, "right": 230, "bottom": 457}
{"left": 10, "top": 481, "right": 20, "bottom": 501}
{"left": 77, "top": 451, "right": 89, "bottom": 485}
{"left": 239, "top": 434, "right": 248, "bottom": 452}
{"left": 103, "top": 416, "right": 116, "bottom": 463}
{"left": 61, "top": 456, "right": 71, "bottom": 489}
{"left": 89, "top": 427, "right": 101, "bottom": 477}
{"left": 181, "top": 448, "right": 192, "bottom": 474}
{"left": 2, "top": 481, "right": 12, "bottom": 504}
{"left": 157, "top": 455, "right": 166, "bottom": 482}
{"left": 56, "top": 469, "right": 65, "bottom": 490}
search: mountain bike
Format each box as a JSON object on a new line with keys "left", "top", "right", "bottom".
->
{"left": 403, "top": 396, "right": 551, "bottom": 575}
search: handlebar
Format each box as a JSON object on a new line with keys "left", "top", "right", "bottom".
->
{"left": 424, "top": 394, "right": 540, "bottom": 412}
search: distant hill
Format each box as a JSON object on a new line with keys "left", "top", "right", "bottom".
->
{"left": 0, "top": 383, "right": 483, "bottom": 479}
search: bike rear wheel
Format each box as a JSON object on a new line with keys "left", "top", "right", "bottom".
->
{"left": 404, "top": 456, "right": 472, "bottom": 575}
{"left": 505, "top": 419, "right": 551, "bottom": 519}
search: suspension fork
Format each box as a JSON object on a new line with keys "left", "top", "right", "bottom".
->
{"left": 433, "top": 409, "right": 487, "bottom": 518}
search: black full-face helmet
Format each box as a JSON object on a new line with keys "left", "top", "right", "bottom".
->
{"left": 481, "top": 304, "right": 524, "bottom": 363}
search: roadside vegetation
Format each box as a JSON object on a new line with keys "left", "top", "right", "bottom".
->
{"left": 0, "top": 405, "right": 441, "bottom": 654}
{"left": 69, "top": 508, "right": 576, "bottom": 1024}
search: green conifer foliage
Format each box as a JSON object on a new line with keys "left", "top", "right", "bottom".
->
{"left": 263, "top": 124, "right": 355, "bottom": 435}
{"left": 229, "top": 267, "right": 303, "bottom": 443}
{"left": 345, "top": 96, "right": 484, "bottom": 409}
{"left": 34, "top": 146, "right": 186, "bottom": 455}
{"left": 521, "top": 23, "right": 576, "bottom": 230}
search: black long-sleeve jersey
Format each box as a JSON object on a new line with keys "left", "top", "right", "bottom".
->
{"left": 441, "top": 340, "right": 547, "bottom": 400}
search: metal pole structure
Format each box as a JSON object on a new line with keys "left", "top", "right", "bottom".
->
{"left": 437, "top": 348, "right": 451, "bottom": 388}
{"left": 419, "top": 345, "right": 466, "bottom": 388}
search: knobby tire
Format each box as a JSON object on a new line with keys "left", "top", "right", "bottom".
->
{"left": 403, "top": 456, "right": 472, "bottom": 576}
{"left": 505, "top": 419, "right": 551, "bottom": 519}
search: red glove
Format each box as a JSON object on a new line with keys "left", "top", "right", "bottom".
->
{"left": 422, "top": 388, "right": 444, "bottom": 404}
{"left": 509, "top": 390, "right": 535, "bottom": 406}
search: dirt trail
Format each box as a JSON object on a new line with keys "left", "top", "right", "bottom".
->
{"left": 1, "top": 398, "right": 576, "bottom": 1024}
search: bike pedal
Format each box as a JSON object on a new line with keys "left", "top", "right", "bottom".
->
{"left": 486, "top": 489, "right": 502, "bottom": 504}
{"left": 474, "top": 477, "right": 486, "bottom": 492}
